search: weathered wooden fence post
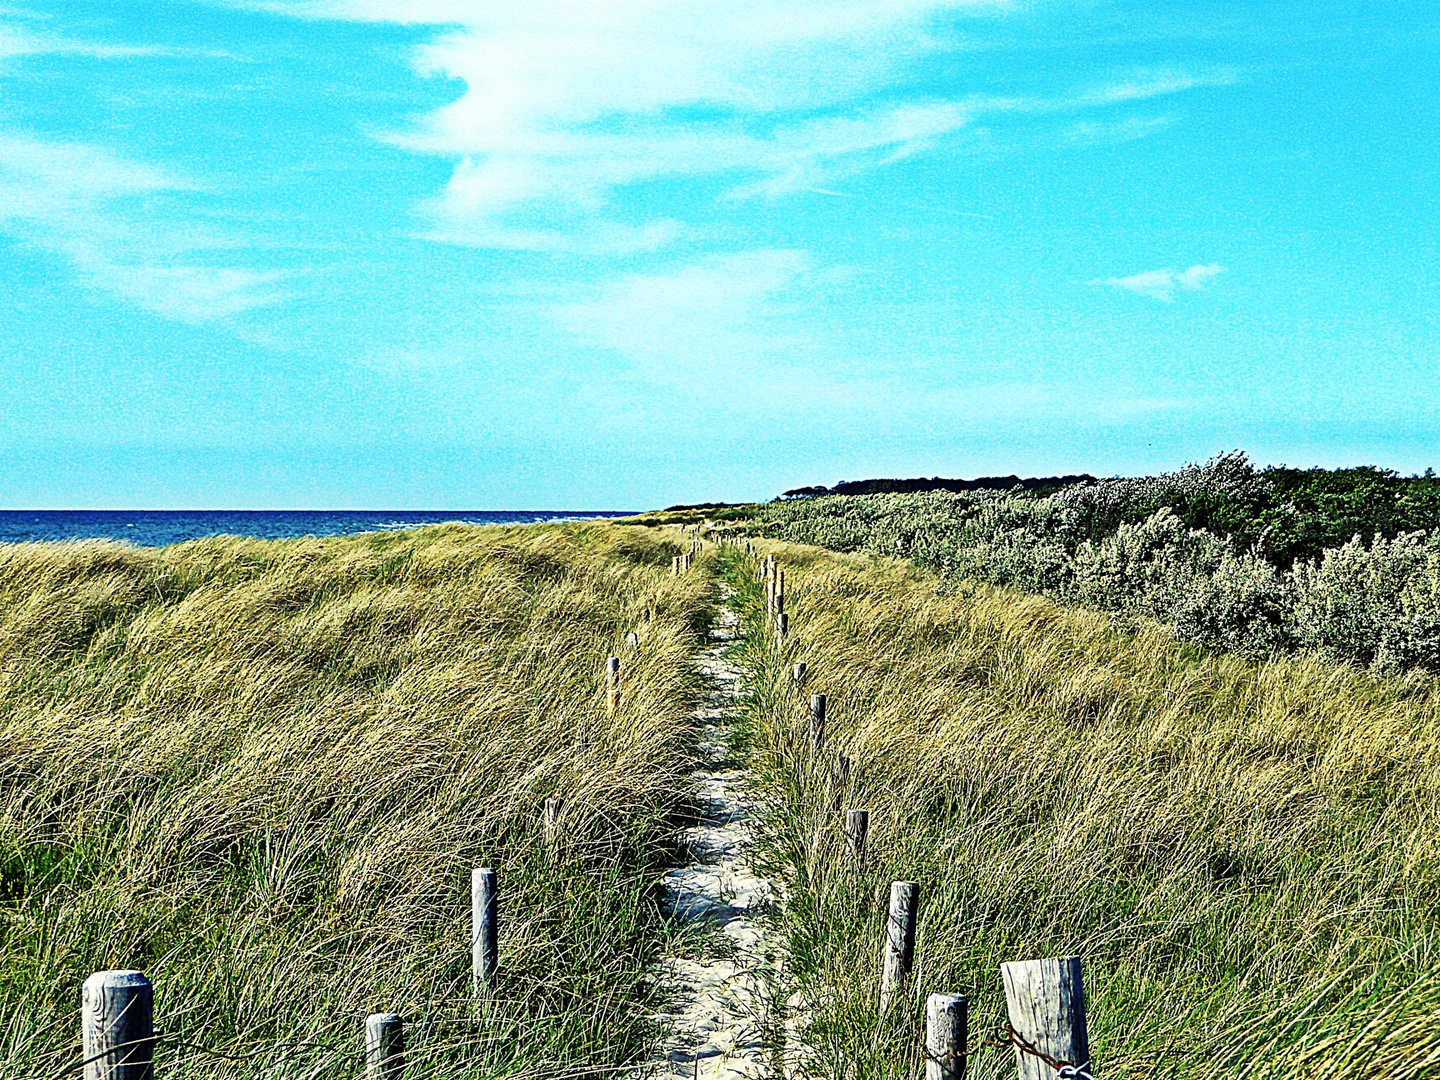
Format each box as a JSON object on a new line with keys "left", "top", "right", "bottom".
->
{"left": 777, "top": 612, "right": 789, "bottom": 638}
{"left": 880, "top": 880, "right": 919, "bottom": 1011}
{"left": 82, "top": 970, "right": 153, "bottom": 1080}
{"left": 627, "top": 630, "right": 639, "bottom": 647}
{"left": 792, "top": 662, "right": 807, "bottom": 691}
{"left": 472, "top": 868, "right": 498, "bottom": 994}
{"left": 776, "top": 569, "right": 785, "bottom": 614}
{"left": 925, "top": 994, "right": 968, "bottom": 1080}
{"left": 606, "top": 657, "right": 621, "bottom": 715}
{"left": 544, "top": 799, "right": 562, "bottom": 852}
{"left": 365, "top": 1013, "right": 405, "bottom": 1080}
{"left": 845, "top": 808, "right": 868, "bottom": 866}
{"left": 809, "top": 694, "right": 826, "bottom": 751}
{"left": 1001, "top": 957, "right": 1091, "bottom": 1080}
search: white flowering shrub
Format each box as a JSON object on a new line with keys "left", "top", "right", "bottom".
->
{"left": 759, "top": 461, "right": 1440, "bottom": 673}
{"left": 1292, "top": 532, "right": 1440, "bottom": 673}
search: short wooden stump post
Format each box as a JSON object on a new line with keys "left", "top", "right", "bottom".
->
{"left": 365, "top": 1013, "right": 405, "bottom": 1080}
{"left": 472, "top": 868, "right": 498, "bottom": 994}
{"left": 606, "top": 657, "right": 621, "bottom": 715}
{"left": 809, "top": 694, "right": 827, "bottom": 752}
{"left": 845, "top": 807, "right": 868, "bottom": 867}
{"left": 880, "top": 880, "right": 919, "bottom": 1011}
{"left": 792, "top": 662, "right": 807, "bottom": 692}
{"left": 82, "top": 970, "right": 153, "bottom": 1080}
{"left": 925, "top": 994, "right": 968, "bottom": 1080}
{"left": 544, "top": 799, "right": 562, "bottom": 852}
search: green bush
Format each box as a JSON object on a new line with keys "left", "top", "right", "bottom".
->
{"left": 754, "top": 454, "right": 1440, "bottom": 672}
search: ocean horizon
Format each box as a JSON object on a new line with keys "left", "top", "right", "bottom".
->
{"left": 0, "top": 510, "right": 637, "bottom": 548}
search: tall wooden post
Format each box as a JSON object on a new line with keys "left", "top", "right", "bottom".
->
{"left": 82, "top": 970, "right": 153, "bottom": 1080}
{"left": 472, "top": 868, "right": 498, "bottom": 994}
{"left": 845, "top": 807, "right": 867, "bottom": 866}
{"left": 880, "top": 880, "right": 919, "bottom": 1011}
{"left": 925, "top": 994, "right": 968, "bottom": 1080}
{"left": 1001, "top": 957, "right": 1091, "bottom": 1080}
{"left": 809, "top": 694, "right": 826, "bottom": 751}
{"left": 606, "top": 657, "right": 621, "bottom": 715}
{"left": 365, "top": 1013, "right": 405, "bottom": 1080}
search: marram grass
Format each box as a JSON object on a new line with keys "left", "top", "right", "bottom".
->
{"left": 725, "top": 541, "right": 1440, "bottom": 1080}
{"left": 0, "top": 523, "right": 712, "bottom": 1079}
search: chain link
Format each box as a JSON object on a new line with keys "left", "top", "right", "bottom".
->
{"left": 915, "top": 1024, "right": 1093, "bottom": 1080}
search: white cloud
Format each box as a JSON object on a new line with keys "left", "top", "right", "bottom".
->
{"left": 0, "top": 133, "right": 289, "bottom": 321}
{"left": 559, "top": 249, "right": 814, "bottom": 384}
{"left": 0, "top": 21, "right": 235, "bottom": 60}
{"left": 1064, "top": 115, "right": 1177, "bottom": 145}
{"left": 207, "top": 2, "right": 1236, "bottom": 254}
{"left": 1094, "top": 263, "right": 1226, "bottom": 302}
{"left": 1073, "top": 69, "right": 1235, "bottom": 108}
{"left": 217, "top": 1, "right": 1223, "bottom": 250}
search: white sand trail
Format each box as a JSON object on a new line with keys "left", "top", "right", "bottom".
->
{"left": 651, "top": 601, "right": 782, "bottom": 1080}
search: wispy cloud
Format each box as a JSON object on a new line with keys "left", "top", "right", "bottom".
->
{"left": 0, "top": 20, "right": 235, "bottom": 60}
{"left": 1072, "top": 68, "right": 1235, "bottom": 107}
{"left": 559, "top": 249, "right": 813, "bottom": 385}
{"left": 1094, "top": 263, "right": 1226, "bottom": 302}
{"left": 217, "top": 1, "right": 1227, "bottom": 251}
{"left": 1064, "top": 115, "right": 1178, "bottom": 145}
{"left": 0, "top": 133, "right": 289, "bottom": 321}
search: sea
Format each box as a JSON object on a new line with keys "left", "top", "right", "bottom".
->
{"left": 0, "top": 510, "right": 635, "bottom": 548}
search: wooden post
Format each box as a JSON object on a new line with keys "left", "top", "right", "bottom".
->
{"left": 845, "top": 808, "right": 868, "bottom": 866}
{"left": 792, "top": 662, "right": 807, "bottom": 691}
{"left": 776, "top": 612, "right": 788, "bottom": 638}
{"left": 776, "top": 568, "right": 784, "bottom": 614}
{"left": 925, "top": 994, "right": 968, "bottom": 1080}
{"left": 1001, "top": 957, "right": 1091, "bottom": 1080}
{"left": 472, "top": 868, "right": 498, "bottom": 993}
{"left": 82, "top": 970, "right": 153, "bottom": 1080}
{"left": 365, "top": 1013, "right": 405, "bottom": 1080}
{"left": 627, "top": 630, "right": 639, "bottom": 647}
{"left": 880, "top": 880, "right": 919, "bottom": 1011}
{"left": 809, "top": 694, "right": 826, "bottom": 751}
{"left": 606, "top": 656, "right": 621, "bottom": 715}
{"left": 544, "top": 798, "right": 562, "bottom": 851}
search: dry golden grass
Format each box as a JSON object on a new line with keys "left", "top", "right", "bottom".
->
{"left": 0, "top": 523, "right": 712, "bottom": 1078}
{"left": 726, "top": 540, "right": 1440, "bottom": 1080}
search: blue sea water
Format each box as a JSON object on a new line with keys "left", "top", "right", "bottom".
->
{"left": 0, "top": 510, "right": 636, "bottom": 548}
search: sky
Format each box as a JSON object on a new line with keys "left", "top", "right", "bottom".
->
{"left": 0, "top": 1, "right": 1437, "bottom": 509}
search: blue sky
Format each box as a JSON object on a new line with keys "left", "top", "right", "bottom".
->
{"left": 1, "top": 1, "right": 1436, "bottom": 508}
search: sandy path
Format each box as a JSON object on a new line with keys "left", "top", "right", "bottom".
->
{"left": 652, "top": 600, "right": 781, "bottom": 1080}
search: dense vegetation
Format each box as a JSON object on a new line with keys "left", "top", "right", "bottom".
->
{"left": 0, "top": 524, "right": 708, "bottom": 1079}
{"left": 725, "top": 541, "right": 1440, "bottom": 1080}
{"left": 754, "top": 454, "right": 1440, "bottom": 672}
{"left": 781, "top": 474, "right": 1096, "bottom": 499}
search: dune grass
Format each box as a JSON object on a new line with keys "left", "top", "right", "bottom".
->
{"left": 0, "top": 523, "right": 714, "bottom": 1079}
{"left": 721, "top": 540, "right": 1440, "bottom": 1080}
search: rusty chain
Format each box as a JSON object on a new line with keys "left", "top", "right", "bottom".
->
{"left": 918, "top": 1024, "right": 1093, "bottom": 1080}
